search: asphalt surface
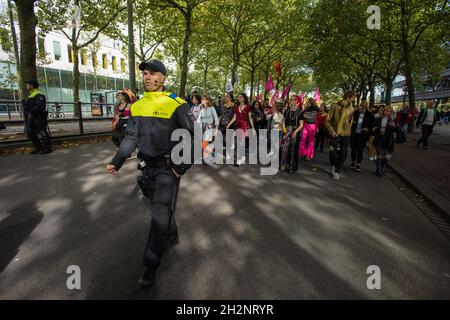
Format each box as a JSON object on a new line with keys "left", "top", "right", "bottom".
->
{"left": 0, "top": 142, "right": 450, "bottom": 299}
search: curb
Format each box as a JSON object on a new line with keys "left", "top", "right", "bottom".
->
{"left": 0, "top": 132, "right": 112, "bottom": 151}
{"left": 387, "top": 161, "right": 450, "bottom": 223}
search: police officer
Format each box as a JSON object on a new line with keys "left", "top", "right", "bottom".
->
{"left": 106, "top": 60, "right": 195, "bottom": 287}
{"left": 23, "top": 80, "right": 51, "bottom": 154}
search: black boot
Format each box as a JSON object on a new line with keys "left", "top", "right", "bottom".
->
{"left": 138, "top": 267, "right": 156, "bottom": 287}
{"left": 375, "top": 158, "right": 383, "bottom": 177}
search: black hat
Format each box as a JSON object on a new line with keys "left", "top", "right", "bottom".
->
{"left": 25, "top": 80, "right": 39, "bottom": 88}
{"left": 138, "top": 60, "right": 167, "bottom": 76}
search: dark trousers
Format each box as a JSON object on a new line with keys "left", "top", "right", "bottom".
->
{"left": 27, "top": 115, "right": 51, "bottom": 151}
{"left": 329, "top": 136, "right": 350, "bottom": 173}
{"left": 142, "top": 166, "right": 180, "bottom": 269}
{"left": 375, "top": 137, "right": 390, "bottom": 175}
{"left": 112, "top": 120, "right": 127, "bottom": 147}
{"left": 350, "top": 133, "right": 369, "bottom": 164}
{"left": 315, "top": 126, "right": 326, "bottom": 151}
{"left": 417, "top": 124, "right": 433, "bottom": 147}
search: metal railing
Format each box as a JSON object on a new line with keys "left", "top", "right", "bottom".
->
{"left": 0, "top": 100, "right": 116, "bottom": 138}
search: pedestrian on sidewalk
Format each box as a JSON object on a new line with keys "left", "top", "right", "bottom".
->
{"left": 416, "top": 100, "right": 438, "bottom": 150}
{"left": 23, "top": 80, "right": 52, "bottom": 154}
{"left": 299, "top": 97, "right": 320, "bottom": 161}
{"left": 106, "top": 60, "right": 195, "bottom": 288}
{"left": 350, "top": 100, "right": 374, "bottom": 172}
{"left": 324, "top": 90, "right": 356, "bottom": 180}
{"left": 396, "top": 105, "right": 414, "bottom": 143}
{"left": 372, "top": 106, "right": 397, "bottom": 177}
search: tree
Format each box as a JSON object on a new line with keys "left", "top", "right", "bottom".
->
{"left": 12, "top": 0, "right": 37, "bottom": 100}
{"left": 37, "top": 0, "right": 126, "bottom": 115}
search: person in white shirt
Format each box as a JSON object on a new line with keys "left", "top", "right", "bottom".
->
{"left": 197, "top": 95, "right": 219, "bottom": 163}
{"left": 416, "top": 100, "right": 437, "bottom": 150}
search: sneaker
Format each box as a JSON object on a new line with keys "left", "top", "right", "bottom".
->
{"left": 369, "top": 157, "right": 374, "bottom": 161}
{"left": 138, "top": 267, "right": 156, "bottom": 287}
{"left": 350, "top": 163, "right": 356, "bottom": 169}
{"left": 332, "top": 171, "right": 340, "bottom": 180}
{"left": 355, "top": 164, "right": 361, "bottom": 172}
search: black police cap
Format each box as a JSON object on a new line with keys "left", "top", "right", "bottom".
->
{"left": 25, "top": 80, "right": 39, "bottom": 88}
{"left": 138, "top": 60, "right": 167, "bottom": 76}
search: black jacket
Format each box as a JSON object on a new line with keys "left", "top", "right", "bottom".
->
{"left": 23, "top": 90, "right": 46, "bottom": 117}
{"left": 372, "top": 117, "right": 397, "bottom": 153}
{"left": 351, "top": 109, "right": 374, "bottom": 135}
{"left": 111, "top": 91, "right": 196, "bottom": 175}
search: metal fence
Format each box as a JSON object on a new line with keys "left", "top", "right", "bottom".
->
{"left": 0, "top": 100, "right": 115, "bottom": 138}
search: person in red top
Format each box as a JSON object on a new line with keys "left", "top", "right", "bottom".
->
{"left": 226, "top": 93, "right": 255, "bottom": 166}
{"left": 315, "top": 102, "right": 328, "bottom": 152}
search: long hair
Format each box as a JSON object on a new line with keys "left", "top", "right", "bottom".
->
{"left": 202, "top": 95, "right": 214, "bottom": 108}
{"left": 239, "top": 92, "right": 249, "bottom": 106}
{"left": 252, "top": 100, "right": 261, "bottom": 111}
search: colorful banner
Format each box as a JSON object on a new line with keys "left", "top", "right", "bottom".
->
{"left": 315, "top": 87, "right": 321, "bottom": 103}
{"left": 265, "top": 74, "right": 274, "bottom": 93}
{"left": 281, "top": 83, "right": 292, "bottom": 99}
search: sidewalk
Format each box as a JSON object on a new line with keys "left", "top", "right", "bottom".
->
{"left": 388, "top": 124, "right": 450, "bottom": 217}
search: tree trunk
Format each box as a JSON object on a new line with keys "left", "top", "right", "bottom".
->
{"left": 368, "top": 81, "right": 375, "bottom": 108}
{"left": 127, "top": 0, "right": 136, "bottom": 93}
{"left": 384, "top": 78, "right": 393, "bottom": 106}
{"left": 72, "top": 45, "right": 81, "bottom": 117}
{"left": 249, "top": 68, "right": 255, "bottom": 102}
{"left": 179, "top": 9, "right": 192, "bottom": 98}
{"left": 14, "top": 0, "right": 37, "bottom": 100}
{"left": 401, "top": 4, "right": 415, "bottom": 109}
{"left": 256, "top": 68, "right": 261, "bottom": 98}
{"left": 8, "top": 0, "right": 21, "bottom": 100}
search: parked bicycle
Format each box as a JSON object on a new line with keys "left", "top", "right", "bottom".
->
{"left": 47, "top": 103, "right": 65, "bottom": 119}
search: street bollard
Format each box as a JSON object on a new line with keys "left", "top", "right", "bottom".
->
{"left": 77, "top": 101, "right": 84, "bottom": 134}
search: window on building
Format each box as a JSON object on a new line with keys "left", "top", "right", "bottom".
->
{"left": 111, "top": 56, "right": 117, "bottom": 71}
{"left": 0, "top": 28, "right": 11, "bottom": 52}
{"left": 67, "top": 45, "right": 74, "bottom": 63}
{"left": 102, "top": 54, "right": 107, "bottom": 69}
{"left": 92, "top": 52, "right": 98, "bottom": 68}
{"left": 80, "top": 49, "right": 87, "bottom": 65}
{"left": 38, "top": 37, "right": 46, "bottom": 56}
{"left": 53, "top": 41, "right": 61, "bottom": 61}
{"left": 121, "top": 58, "right": 125, "bottom": 73}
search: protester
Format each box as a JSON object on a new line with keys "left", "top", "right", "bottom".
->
{"left": 299, "top": 97, "right": 320, "bottom": 161}
{"left": 190, "top": 94, "right": 202, "bottom": 120}
{"left": 226, "top": 93, "right": 255, "bottom": 166}
{"left": 280, "top": 95, "right": 302, "bottom": 173}
{"left": 197, "top": 95, "right": 219, "bottom": 163}
{"left": 112, "top": 89, "right": 136, "bottom": 147}
{"left": 372, "top": 106, "right": 397, "bottom": 177}
{"left": 315, "top": 102, "right": 328, "bottom": 152}
{"left": 350, "top": 100, "right": 374, "bottom": 172}
{"left": 324, "top": 90, "right": 356, "bottom": 180}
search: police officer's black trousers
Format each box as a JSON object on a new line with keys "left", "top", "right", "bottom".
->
{"left": 142, "top": 166, "right": 180, "bottom": 269}
{"left": 27, "top": 116, "right": 50, "bottom": 151}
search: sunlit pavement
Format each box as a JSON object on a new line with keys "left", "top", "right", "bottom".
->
{"left": 1, "top": 141, "right": 450, "bottom": 299}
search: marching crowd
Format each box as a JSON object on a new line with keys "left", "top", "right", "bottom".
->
{"left": 111, "top": 88, "right": 442, "bottom": 180}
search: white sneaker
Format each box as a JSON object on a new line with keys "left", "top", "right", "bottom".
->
{"left": 369, "top": 157, "right": 374, "bottom": 161}
{"left": 237, "top": 156, "right": 245, "bottom": 165}
{"left": 268, "top": 151, "right": 274, "bottom": 157}
{"left": 332, "top": 171, "right": 340, "bottom": 180}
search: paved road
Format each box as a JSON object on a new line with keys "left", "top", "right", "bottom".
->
{"left": 0, "top": 142, "right": 450, "bottom": 299}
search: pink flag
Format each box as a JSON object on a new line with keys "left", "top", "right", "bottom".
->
{"left": 315, "top": 87, "right": 321, "bottom": 103}
{"left": 265, "top": 74, "right": 274, "bottom": 92}
{"left": 281, "top": 83, "right": 292, "bottom": 99}
{"left": 269, "top": 90, "right": 280, "bottom": 108}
